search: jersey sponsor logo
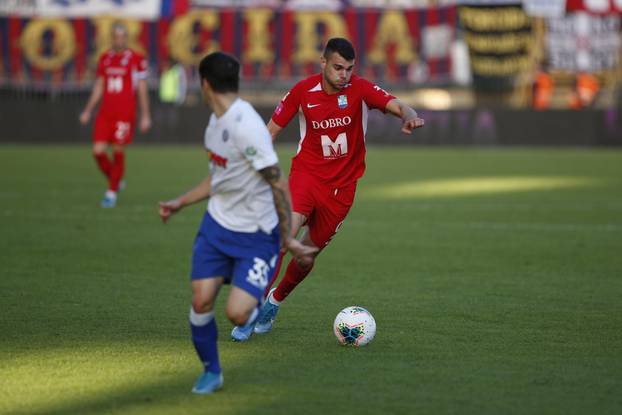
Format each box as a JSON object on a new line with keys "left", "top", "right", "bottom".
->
{"left": 307, "top": 103, "right": 321, "bottom": 108}
{"left": 321, "top": 132, "right": 348, "bottom": 159}
{"left": 246, "top": 257, "right": 270, "bottom": 289}
{"left": 311, "top": 116, "right": 352, "bottom": 130}
{"left": 208, "top": 151, "right": 228, "bottom": 168}
{"left": 105, "top": 67, "right": 127, "bottom": 76}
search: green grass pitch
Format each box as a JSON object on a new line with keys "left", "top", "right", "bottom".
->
{"left": 1, "top": 145, "right": 621, "bottom": 415}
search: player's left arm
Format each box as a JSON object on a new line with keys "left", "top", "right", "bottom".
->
{"left": 259, "top": 165, "right": 317, "bottom": 257}
{"left": 134, "top": 54, "right": 151, "bottom": 133}
{"left": 385, "top": 98, "right": 425, "bottom": 134}
{"left": 137, "top": 78, "right": 151, "bottom": 133}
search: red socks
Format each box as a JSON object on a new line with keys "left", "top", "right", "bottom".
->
{"left": 93, "top": 153, "right": 111, "bottom": 177}
{"left": 273, "top": 259, "right": 313, "bottom": 302}
{"left": 94, "top": 151, "right": 125, "bottom": 192}
{"left": 264, "top": 252, "right": 285, "bottom": 298}
{"left": 109, "top": 151, "right": 125, "bottom": 192}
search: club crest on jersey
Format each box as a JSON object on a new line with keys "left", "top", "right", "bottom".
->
{"left": 338, "top": 95, "right": 348, "bottom": 109}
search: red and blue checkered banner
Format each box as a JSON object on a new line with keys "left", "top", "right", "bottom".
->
{"left": 0, "top": 6, "right": 457, "bottom": 88}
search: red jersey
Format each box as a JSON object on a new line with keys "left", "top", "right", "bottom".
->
{"left": 271, "top": 74, "right": 394, "bottom": 188}
{"left": 96, "top": 48, "right": 147, "bottom": 118}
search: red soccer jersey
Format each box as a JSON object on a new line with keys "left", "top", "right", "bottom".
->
{"left": 96, "top": 48, "right": 147, "bottom": 118}
{"left": 271, "top": 74, "right": 395, "bottom": 188}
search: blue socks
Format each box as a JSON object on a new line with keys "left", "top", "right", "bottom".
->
{"left": 190, "top": 309, "right": 221, "bottom": 374}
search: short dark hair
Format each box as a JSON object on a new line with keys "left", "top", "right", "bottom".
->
{"left": 198, "top": 52, "right": 239, "bottom": 93}
{"left": 323, "top": 38, "right": 355, "bottom": 61}
{"left": 112, "top": 21, "right": 128, "bottom": 34}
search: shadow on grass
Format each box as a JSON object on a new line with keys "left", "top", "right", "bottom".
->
{"left": 21, "top": 365, "right": 271, "bottom": 415}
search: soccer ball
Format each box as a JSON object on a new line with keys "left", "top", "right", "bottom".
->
{"left": 333, "top": 306, "right": 376, "bottom": 347}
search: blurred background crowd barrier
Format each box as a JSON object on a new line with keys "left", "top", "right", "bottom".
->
{"left": 0, "top": 0, "right": 620, "bottom": 144}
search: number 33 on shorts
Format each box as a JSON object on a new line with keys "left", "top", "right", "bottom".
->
{"left": 246, "top": 256, "right": 276, "bottom": 289}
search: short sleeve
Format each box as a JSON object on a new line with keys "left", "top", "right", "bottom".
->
{"left": 133, "top": 52, "right": 148, "bottom": 80}
{"left": 271, "top": 82, "right": 302, "bottom": 128}
{"left": 234, "top": 110, "right": 279, "bottom": 171}
{"left": 360, "top": 78, "right": 395, "bottom": 112}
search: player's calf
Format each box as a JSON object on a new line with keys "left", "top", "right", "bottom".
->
{"left": 294, "top": 254, "right": 315, "bottom": 273}
{"left": 189, "top": 308, "right": 222, "bottom": 393}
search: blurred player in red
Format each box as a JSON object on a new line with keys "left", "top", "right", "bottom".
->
{"left": 230, "top": 37, "right": 424, "bottom": 341}
{"left": 79, "top": 22, "right": 152, "bottom": 208}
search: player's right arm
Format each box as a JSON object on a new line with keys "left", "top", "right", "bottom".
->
{"left": 268, "top": 85, "right": 301, "bottom": 141}
{"left": 266, "top": 119, "right": 283, "bottom": 141}
{"left": 158, "top": 176, "right": 212, "bottom": 224}
{"left": 79, "top": 77, "right": 104, "bottom": 125}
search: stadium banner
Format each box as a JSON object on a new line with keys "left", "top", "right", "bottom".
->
{"left": 459, "top": 2, "right": 534, "bottom": 91}
{"left": 0, "top": 0, "right": 37, "bottom": 16}
{"left": 0, "top": 0, "right": 164, "bottom": 20}
{"left": 0, "top": 6, "right": 457, "bottom": 88}
{"left": 189, "top": 0, "right": 456, "bottom": 9}
{"left": 522, "top": 0, "right": 567, "bottom": 18}
{"left": 546, "top": 11, "right": 621, "bottom": 72}
{"left": 566, "top": 0, "right": 622, "bottom": 14}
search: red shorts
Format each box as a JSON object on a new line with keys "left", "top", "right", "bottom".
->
{"left": 289, "top": 170, "right": 357, "bottom": 249}
{"left": 93, "top": 112, "right": 135, "bottom": 145}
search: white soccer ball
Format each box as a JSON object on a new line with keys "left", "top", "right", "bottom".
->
{"left": 333, "top": 306, "right": 376, "bottom": 347}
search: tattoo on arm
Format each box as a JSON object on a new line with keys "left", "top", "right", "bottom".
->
{"left": 259, "top": 165, "right": 291, "bottom": 242}
{"left": 259, "top": 165, "right": 282, "bottom": 184}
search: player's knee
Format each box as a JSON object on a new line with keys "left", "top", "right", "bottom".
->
{"left": 225, "top": 305, "right": 251, "bottom": 326}
{"left": 191, "top": 297, "right": 214, "bottom": 314}
{"left": 296, "top": 255, "right": 315, "bottom": 272}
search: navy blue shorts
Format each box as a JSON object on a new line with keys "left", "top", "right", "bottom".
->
{"left": 191, "top": 211, "right": 280, "bottom": 301}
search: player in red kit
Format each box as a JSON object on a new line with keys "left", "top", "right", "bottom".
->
{"left": 230, "top": 37, "right": 424, "bottom": 341}
{"left": 79, "top": 22, "right": 152, "bottom": 208}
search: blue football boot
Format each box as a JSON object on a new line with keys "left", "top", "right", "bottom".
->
{"left": 191, "top": 371, "right": 223, "bottom": 395}
{"left": 254, "top": 289, "right": 280, "bottom": 334}
{"left": 100, "top": 192, "right": 117, "bottom": 208}
{"left": 230, "top": 323, "right": 255, "bottom": 342}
